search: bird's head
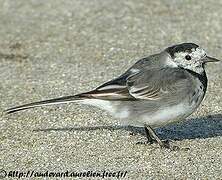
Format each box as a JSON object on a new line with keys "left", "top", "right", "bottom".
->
{"left": 165, "top": 43, "right": 220, "bottom": 74}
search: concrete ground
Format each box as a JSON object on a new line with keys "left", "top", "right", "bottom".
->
{"left": 0, "top": 0, "right": 222, "bottom": 179}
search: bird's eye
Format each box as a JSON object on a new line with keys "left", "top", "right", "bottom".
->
{"left": 185, "top": 55, "right": 192, "bottom": 60}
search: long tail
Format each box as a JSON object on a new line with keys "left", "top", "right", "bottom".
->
{"left": 4, "top": 94, "right": 87, "bottom": 114}
{"left": 4, "top": 86, "right": 132, "bottom": 114}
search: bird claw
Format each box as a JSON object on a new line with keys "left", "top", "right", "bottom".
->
{"left": 136, "top": 136, "right": 180, "bottom": 151}
{"left": 136, "top": 140, "right": 155, "bottom": 145}
{"left": 129, "top": 132, "right": 136, "bottom": 136}
{"left": 159, "top": 140, "right": 180, "bottom": 151}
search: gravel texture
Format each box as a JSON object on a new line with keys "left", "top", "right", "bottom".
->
{"left": 0, "top": 0, "right": 222, "bottom": 179}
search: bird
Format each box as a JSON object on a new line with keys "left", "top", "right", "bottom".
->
{"left": 5, "top": 42, "right": 220, "bottom": 150}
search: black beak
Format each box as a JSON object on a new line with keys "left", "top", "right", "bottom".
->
{"left": 202, "top": 56, "right": 220, "bottom": 63}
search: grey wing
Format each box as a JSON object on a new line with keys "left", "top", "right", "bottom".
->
{"left": 127, "top": 68, "right": 196, "bottom": 103}
{"left": 95, "top": 53, "right": 162, "bottom": 91}
{"left": 83, "top": 67, "right": 195, "bottom": 104}
{"left": 87, "top": 55, "right": 158, "bottom": 99}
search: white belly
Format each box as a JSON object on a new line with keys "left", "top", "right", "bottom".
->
{"left": 80, "top": 88, "right": 204, "bottom": 128}
{"left": 140, "top": 103, "right": 194, "bottom": 127}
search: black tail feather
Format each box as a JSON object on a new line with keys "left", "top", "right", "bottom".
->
{"left": 4, "top": 94, "right": 85, "bottom": 114}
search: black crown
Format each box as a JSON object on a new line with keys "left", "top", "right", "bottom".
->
{"left": 166, "top": 43, "right": 199, "bottom": 57}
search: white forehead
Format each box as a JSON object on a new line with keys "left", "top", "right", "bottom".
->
{"left": 191, "top": 47, "right": 206, "bottom": 57}
{"left": 174, "top": 47, "right": 206, "bottom": 58}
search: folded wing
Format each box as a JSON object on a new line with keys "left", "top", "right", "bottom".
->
{"left": 86, "top": 68, "right": 194, "bottom": 103}
{"left": 127, "top": 68, "right": 194, "bottom": 101}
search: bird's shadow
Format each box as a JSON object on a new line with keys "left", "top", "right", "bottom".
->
{"left": 34, "top": 114, "right": 222, "bottom": 141}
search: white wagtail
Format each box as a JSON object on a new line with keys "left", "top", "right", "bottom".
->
{"left": 5, "top": 43, "right": 220, "bottom": 149}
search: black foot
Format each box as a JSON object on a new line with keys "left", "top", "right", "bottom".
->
{"left": 129, "top": 132, "right": 136, "bottom": 136}
{"left": 136, "top": 141, "right": 153, "bottom": 145}
{"left": 136, "top": 139, "right": 156, "bottom": 145}
{"left": 139, "top": 125, "right": 183, "bottom": 150}
{"left": 159, "top": 140, "right": 179, "bottom": 151}
{"left": 161, "top": 139, "right": 170, "bottom": 148}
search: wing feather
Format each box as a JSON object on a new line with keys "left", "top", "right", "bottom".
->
{"left": 82, "top": 68, "right": 194, "bottom": 102}
{"left": 127, "top": 68, "right": 194, "bottom": 101}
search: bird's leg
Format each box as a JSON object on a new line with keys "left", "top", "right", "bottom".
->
{"left": 136, "top": 125, "right": 179, "bottom": 150}
{"left": 144, "top": 126, "right": 155, "bottom": 144}
{"left": 145, "top": 125, "right": 178, "bottom": 150}
{"left": 136, "top": 126, "right": 155, "bottom": 144}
